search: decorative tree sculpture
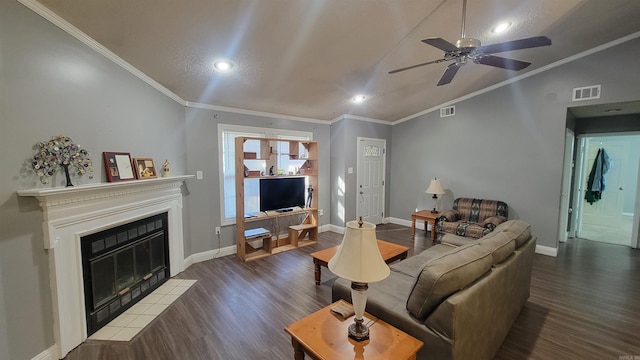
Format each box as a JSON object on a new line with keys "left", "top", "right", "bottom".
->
{"left": 32, "top": 135, "right": 94, "bottom": 186}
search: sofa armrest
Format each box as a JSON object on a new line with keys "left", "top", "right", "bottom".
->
{"left": 437, "top": 210, "right": 460, "bottom": 223}
{"left": 481, "top": 216, "right": 507, "bottom": 230}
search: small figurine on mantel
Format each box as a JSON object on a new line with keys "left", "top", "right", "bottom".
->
{"left": 162, "top": 159, "right": 170, "bottom": 177}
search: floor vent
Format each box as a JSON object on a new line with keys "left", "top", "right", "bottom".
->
{"left": 440, "top": 106, "right": 455, "bottom": 117}
{"left": 572, "top": 85, "right": 601, "bottom": 101}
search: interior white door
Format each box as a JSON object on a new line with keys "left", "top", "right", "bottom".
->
{"left": 356, "top": 137, "right": 386, "bottom": 224}
{"left": 581, "top": 138, "right": 627, "bottom": 227}
{"left": 558, "top": 129, "right": 574, "bottom": 243}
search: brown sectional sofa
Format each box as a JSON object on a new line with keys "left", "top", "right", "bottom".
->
{"left": 332, "top": 220, "right": 536, "bottom": 360}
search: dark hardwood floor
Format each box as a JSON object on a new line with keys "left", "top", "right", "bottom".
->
{"left": 65, "top": 224, "right": 640, "bottom": 359}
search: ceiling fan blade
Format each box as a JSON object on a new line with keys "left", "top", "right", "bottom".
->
{"left": 437, "top": 62, "right": 463, "bottom": 86}
{"left": 422, "top": 38, "right": 459, "bottom": 52}
{"left": 388, "top": 58, "right": 448, "bottom": 74}
{"left": 477, "top": 36, "right": 552, "bottom": 54}
{"left": 476, "top": 55, "right": 531, "bottom": 71}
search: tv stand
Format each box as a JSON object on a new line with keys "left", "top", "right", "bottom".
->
{"left": 235, "top": 137, "right": 319, "bottom": 262}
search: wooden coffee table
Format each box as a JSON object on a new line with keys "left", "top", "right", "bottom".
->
{"left": 310, "top": 240, "right": 409, "bottom": 285}
{"left": 285, "top": 300, "right": 423, "bottom": 360}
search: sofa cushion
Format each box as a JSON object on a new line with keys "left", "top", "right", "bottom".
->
{"left": 477, "top": 230, "right": 515, "bottom": 264}
{"left": 495, "top": 220, "right": 531, "bottom": 248}
{"left": 439, "top": 221, "right": 486, "bottom": 239}
{"left": 406, "top": 244, "right": 493, "bottom": 319}
{"left": 391, "top": 244, "right": 452, "bottom": 277}
{"left": 440, "top": 233, "right": 475, "bottom": 247}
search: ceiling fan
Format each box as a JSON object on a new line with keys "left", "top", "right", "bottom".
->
{"left": 388, "top": 0, "right": 552, "bottom": 86}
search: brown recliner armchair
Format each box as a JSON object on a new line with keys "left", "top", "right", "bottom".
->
{"left": 436, "top": 198, "right": 508, "bottom": 239}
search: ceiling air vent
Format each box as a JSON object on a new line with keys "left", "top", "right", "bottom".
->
{"left": 572, "top": 85, "right": 601, "bottom": 101}
{"left": 440, "top": 106, "right": 455, "bottom": 117}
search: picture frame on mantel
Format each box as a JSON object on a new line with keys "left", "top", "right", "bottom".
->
{"left": 133, "top": 158, "right": 157, "bottom": 179}
{"left": 103, "top": 152, "right": 135, "bottom": 182}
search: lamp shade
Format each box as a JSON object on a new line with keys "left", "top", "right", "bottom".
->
{"left": 328, "top": 220, "right": 390, "bottom": 283}
{"left": 425, "top": 178, "right": 445, "bottom": 195}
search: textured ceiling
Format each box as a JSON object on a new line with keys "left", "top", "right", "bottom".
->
{"left": 34, "top": 0, "right": 640, "bottom": 122}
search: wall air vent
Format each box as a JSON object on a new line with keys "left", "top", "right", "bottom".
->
{"left": 572, "top": 85, "right": 601, "bottom": 101}
{"left": 440, "top": 106, "right": 455, "bottom": 117}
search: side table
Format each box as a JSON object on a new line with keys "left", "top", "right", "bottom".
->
{"left": 285, "top": 300, "right": 423, "bottom": 360}
{"left": 411, "top": 210, "right": 440, "bottom": 240}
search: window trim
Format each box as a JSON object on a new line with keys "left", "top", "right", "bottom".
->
{"left": 217, "top": 124, "right": 312, "bottom": 225}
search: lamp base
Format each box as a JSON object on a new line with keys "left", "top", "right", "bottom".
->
{"left": 431, "top": 194, "right": 438, "bottom": 213}
{"left": 349, "top": 281, "right": 370, "bottom": 342}
{"left": 348, "top": 318, "right": 369, "bottom": 341}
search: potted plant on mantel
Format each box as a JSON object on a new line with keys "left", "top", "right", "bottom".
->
{"left": 31, "top": 135, "right": 94, "bottom": 187}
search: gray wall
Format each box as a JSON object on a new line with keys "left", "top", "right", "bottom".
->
{"left": 3, "top": 0, "right": 640, "bottom": 358}
{"left": 0, "top": 1, "right": 186, "bottom": 359}
{"left": 329, "top": 119, "right": 346, "bottom": 225}
{"left": 389, "top": 36, "right": 640, "bottom": 249}
{"left": 184, "top": 107, "right": 331, "bottom": 252}
{"left": 329, "top": 118, "right": 392, "bottom": 227}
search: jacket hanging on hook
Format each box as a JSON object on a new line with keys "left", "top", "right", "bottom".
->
{"left": 585, "top": 148, "right": 611, "bottom": 205}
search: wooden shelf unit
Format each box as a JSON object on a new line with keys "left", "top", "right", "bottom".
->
{"left": 235, "top": 137, "right": 319, "bottom": 262}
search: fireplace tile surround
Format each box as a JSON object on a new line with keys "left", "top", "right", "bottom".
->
{"left": 17, "top": 175, "right": 193, "bottom": 359}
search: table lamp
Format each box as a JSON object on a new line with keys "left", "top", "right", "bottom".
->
{"left": 328, "top": 217, "right": 390, "bottom": 341}
{"left": 425, "top": 178, "right": 445, "bottom": 213}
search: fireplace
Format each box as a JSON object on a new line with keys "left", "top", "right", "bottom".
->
{"left": 82, "top": 213, "right": 170, "bottom": 335}
{"left": 17, "top": 176, "right": 192, "bottom": 359}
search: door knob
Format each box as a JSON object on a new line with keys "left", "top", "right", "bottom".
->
{"left": 620, "top": 187, "right": 624, "bottom": 190}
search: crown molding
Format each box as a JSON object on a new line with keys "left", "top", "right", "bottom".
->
{"left": 185, "top": 101, "right": 329, "bottom": 125}
{"left": 392, "top": 31, "right": 640, "bottom": 126}
{"left": 18, "top": 0, "right": 186, "bottom": 106}
{"left": 330, "top": 114, "right": 389, "bottom": 125}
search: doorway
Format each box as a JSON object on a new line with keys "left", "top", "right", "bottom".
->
{"left": 356, "top": 137, "right": 386, "bottom": 224}
{"left": 573, "top": 134, "right": 640, "bottom": 246}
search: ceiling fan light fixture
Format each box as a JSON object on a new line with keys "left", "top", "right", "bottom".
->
{"left": 492, "top": 22, "right": 512, "bottom": 34}
{"left": 352, "top": 94, "right": 366, "bottom": 103}
{"left": 213, "top": 60, "right": 234, "bottom": 72}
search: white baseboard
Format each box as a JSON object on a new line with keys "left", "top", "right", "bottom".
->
{"left": 329, "top": 224, "right": 345, "bottom": 234}
{"left": 388, "top": 217, "right": 409, "bottom": 227}
{"left": 183, "top": 226, "right": 332, "bottom": 268}
{"left": 391, "top": 217, "right": 558, "bottom": 257}
{"left": 183, "top": 245, "right": 236, "bottom": 268}
{"left": 388, "top": 216, "right": 433, "bottom": 230}
{"left": 535, "top": 245, "right": 558, "bottom": 257}
{"left": 31, "top": 345, "right": 57, "bottom": 360}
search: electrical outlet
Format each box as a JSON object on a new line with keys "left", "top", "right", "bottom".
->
{"left": 318, "top": 209, "right": 324, "bottom": 216}
{"left": 215, "top": 226, "right": 221, "bottom": 234}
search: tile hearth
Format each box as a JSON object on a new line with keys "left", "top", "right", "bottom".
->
{"left": 88, "top": 279, "right": 196, "bottom": 342}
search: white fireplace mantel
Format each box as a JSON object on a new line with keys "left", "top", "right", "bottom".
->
{"left": 18, "top": 175, "right": 193, "bottom": 359}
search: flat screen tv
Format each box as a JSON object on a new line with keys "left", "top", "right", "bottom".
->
{"left": 260, "top": 177, "right": 306, "bottom": 212}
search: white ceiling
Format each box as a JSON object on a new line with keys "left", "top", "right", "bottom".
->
{"left": 34, "top": 0, "right": 640, "bottom": 122}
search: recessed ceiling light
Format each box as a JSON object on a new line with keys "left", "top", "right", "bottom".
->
{"left": 492, "top": 21, "right": 511, "bottom": 34}
{"left": 352, "top": 94, "right": 366, "bottom": 103}
{"left": 213, "top": 60, "right": 234, "bottom": 72}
